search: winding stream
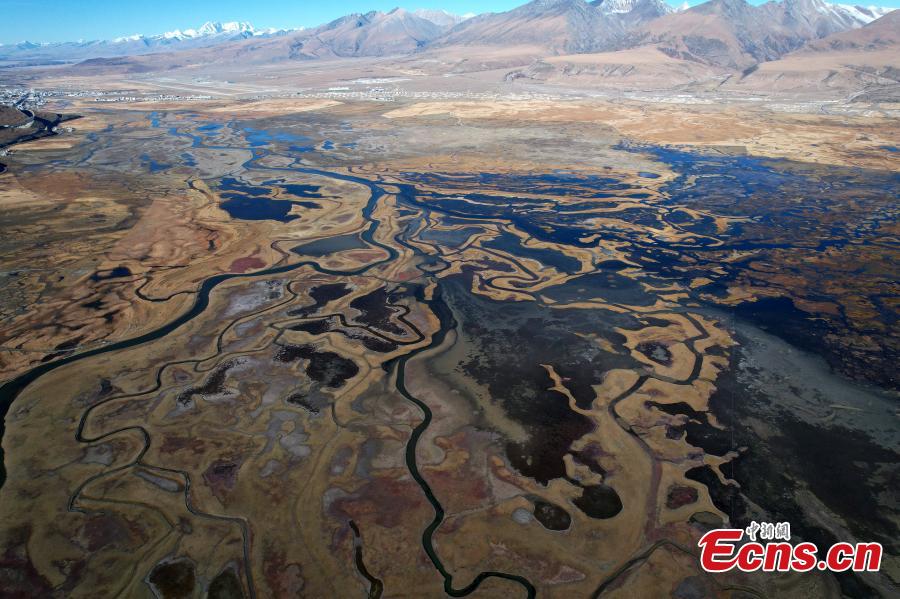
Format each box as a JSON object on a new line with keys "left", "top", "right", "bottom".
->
{"left": 0, "top": 115, "right": 537, "bottom": 597}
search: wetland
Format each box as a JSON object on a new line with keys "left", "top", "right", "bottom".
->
{"left": 0, "top": 97, "right": 897, "bottom": 598}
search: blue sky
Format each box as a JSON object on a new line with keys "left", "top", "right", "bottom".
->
{"left": 1, "top": 0, "right": 898, "bottom": 44}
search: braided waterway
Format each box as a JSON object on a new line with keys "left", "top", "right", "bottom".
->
{"left": 0, "top": 118, "right": 537, "bottom": 596}
{"left": 3, "top": 109, "right": 897, "bottom": 597}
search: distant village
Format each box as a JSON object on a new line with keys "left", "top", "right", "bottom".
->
{"left": 1, "top": 82, "right": 568, "bottom": 109}
{"left": 0, "top": 87, "right": 213, "bottom": 109}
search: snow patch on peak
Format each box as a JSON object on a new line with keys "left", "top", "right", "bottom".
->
{"left": 598, "top": 0, "right": 675, "bottom": 15}
{"left": 162, "top": 21, "right": 257, "bottom": 40}
{"left": 599, "top": 0, "right": 641, "bottom": 13}
{"left": 834, "top": 3, "right": 895, "bottom": 23}
{"left": 412, "top": 8, "right": 472, "bottom": 28}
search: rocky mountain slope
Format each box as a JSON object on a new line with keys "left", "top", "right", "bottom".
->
{"left": 283, "top": 8, "right": 448, "bottom": 58}
{"left": 633, "top": 0, "right": 892, "bottom": 68}
{"left": 801, "top": 7, "right": 900, "bottom": 51}
{"left": 723, "top": 9, "right": 900, "bottom": 99}
{"left": 433, "top": 0, "right": 671, "bottom": 54}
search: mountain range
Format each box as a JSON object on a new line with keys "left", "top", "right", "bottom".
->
{"left": 0, "top": 21, "right": 297, "bottom": 64}
{"left": 803, "top": 5, "right": 899, "bottom": 51}
{"left": 2, "top": 1, "right": 892, "bottom": 64}
{"left": 276, "top": 8, "right": 455, "bottom": 59}
{"left": 0, "top": 9, "right": 477, "bottom": 65}
{"left": 635, "top": 0, "right": 894, "bottom": 67}
{"left": 1, "top": 0, "right": 896, "bottom": 96}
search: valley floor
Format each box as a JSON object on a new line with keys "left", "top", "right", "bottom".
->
{"left": 0, "top": 83, "right": 897, "bottom": 598}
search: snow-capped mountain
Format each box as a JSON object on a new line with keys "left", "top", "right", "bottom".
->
{"left": 659, "top": 0, "right": 892, "bottom": 19}
{"left": 412, "top": 8, "right": 474, "bottom": 29}
{"left": 830, "top": 3, "right": 894, "bottom": 23}
{"left": 597, "top": 0, "right": 674, "bottom": 15}
{"left": 434, "top": 0, "right": 677, "bottom": 55}
{"left": 0, "top": 21, "right": 292, "bottom": 64}
{"left": 158, "top": 21, "right": 262, "bottom": 41}
{"left": 770, "top": 0, "right": 894, "bottom": 37}
{"left": 638, "top": 0, "right": 896, "bottom": 69}
{"left": 0, "top": 2, "right": 894, "bottom": 66}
